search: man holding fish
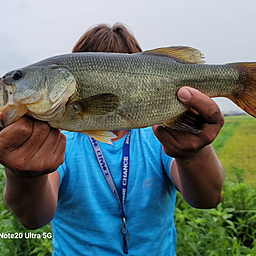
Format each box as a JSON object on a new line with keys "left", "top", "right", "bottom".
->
{"left": 0, "top": 23, "right": 227, "bottom": 255}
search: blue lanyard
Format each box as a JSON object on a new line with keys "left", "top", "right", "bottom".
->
{"left": 89, "top": 131, "right": 131, "bottom": 254}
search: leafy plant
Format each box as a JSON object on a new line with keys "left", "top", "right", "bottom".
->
{"left": 0, "top": 166, "right": 53, "bottom": 256}
{"left": 175, "top": 167, "right": 256, "bottom": 256}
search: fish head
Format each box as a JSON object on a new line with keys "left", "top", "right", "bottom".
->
{"left": 2, "top": 66, "right": 46, "bottom": 103}
{"left": 0, "top": 66, "right": 45, "bottom": 127}
{"left": 0, "top": 63, "right": 76, "bottom": 127}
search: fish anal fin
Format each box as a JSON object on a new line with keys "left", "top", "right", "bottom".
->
{"left": 163, "top": 109, "right": 206, "bottom": 134}
{"left": 143, "top": 46, "right": 205, "bottom": 64}
{"left": 71, "top": 93, "right": 120, "bottom": 118}
{"left": 81, "top": 130, "right": 117, "bottom": 145}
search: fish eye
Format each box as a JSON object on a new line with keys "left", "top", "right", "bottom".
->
{"left": 13, "top": 70, "right": 23, "bottom": 80}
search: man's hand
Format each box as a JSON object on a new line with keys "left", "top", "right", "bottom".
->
{"left": 0, "top": 116, "right": 66, "bottom": 177}
{"left": 153, "top": 86, "right": 225, "bottom": 208}
{"left": 153, "top": 86, "right": 225, "bottom": 159}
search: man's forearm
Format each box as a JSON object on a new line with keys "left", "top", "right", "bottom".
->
{"left": 174, "top": 145, "right": 224, "bottom": 208}
{"left": 3, "top": 168, "right": 57, "bottom": 229}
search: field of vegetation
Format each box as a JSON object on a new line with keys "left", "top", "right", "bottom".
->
{"left": 0, "top": 115, "right": 255, "bottom": 255}
{"left": 176, "top": 115, "right": 256, "bottom": 255}
{"left": 213, "top": 115, "right": 256, "bottom": 186}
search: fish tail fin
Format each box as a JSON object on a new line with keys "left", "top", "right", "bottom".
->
{"left": 228, "top": 62, "right": 256, "bottom": 117}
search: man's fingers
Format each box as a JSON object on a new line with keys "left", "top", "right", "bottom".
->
{"left": 37, "top": 128, "right": 63, "bottom": 157}
{"left": 0, "top": 116, "right": 33, "bottom": 151}
{"left": 177, "top": 87, "right": 224, "bottom": 125}
{"left": 50, "top": 132, "right": 66, "bottom": 169}
{"left": 21, "top": 120, "right": 51, "bottom": 156}
{"left": 153, "top": 125, "right": 186, "bottom": 156}
{"left": 153, "top": 87, "right": 225, "bottom": 159}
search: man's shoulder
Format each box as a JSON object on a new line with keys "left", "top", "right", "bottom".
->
{"left": 135, "top": 127, "right": 159, "bottom": 142}
{"left": 60, "top": 130, "right": 76, "bottom": 137}
{"left": 61, "top": 131, "right": 85, "bottom": 141}
{"left": 60, "top": 131, "right": 88, "bottom": 156}
{"left": 135, "top": 127, "right": 155, "bottom": 136}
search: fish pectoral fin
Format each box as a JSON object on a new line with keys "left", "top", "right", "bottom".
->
{"left": 71, "top": 93, "right": 120, "bottom": 117}
{"left": 163, "top": 109, "right": 206, "bottom": 134}
{"left": 143, "top": 46, "right": 205, "bottom": 64}
{"left": 81, "top": 130, "right": 117, "bottom": 145}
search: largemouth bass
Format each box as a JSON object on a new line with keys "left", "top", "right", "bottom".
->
{"left": 1, "top": 46, "right": 256, "bottom": 143}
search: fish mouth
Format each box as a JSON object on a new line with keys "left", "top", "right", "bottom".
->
{"left": 0, "top": 80, "right": 27, "bottom": 128}
{"left": 0, "top": 79, "right": 9, "bottom": 107}
{"left": 0, "top": 80, "right": 13, "bottom": 128}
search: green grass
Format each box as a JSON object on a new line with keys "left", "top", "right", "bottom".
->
{"left": 212, "top": 119, "right": 241, "bottom": 155}
{"left": 176, "top": 115, "right": 256, "bottom": 255}
{"left": 176, "top": 172, "right": 256, "bottom": 255}
{"left": 213, "top": 115, "right": 256, "bottom": 185}
{"left": 0, "top": 167, "right": 53, "bottom": 256}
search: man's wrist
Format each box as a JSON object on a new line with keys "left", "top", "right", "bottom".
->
{"left": 175, "top": 145, "right": 212, "bottom": 164}
{"left": 4, "top": 167, "right": 50, "bottom": 183}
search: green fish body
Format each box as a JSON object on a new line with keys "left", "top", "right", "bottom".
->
{"left": 1, "top": 46, "right": 256, "bottom": 143}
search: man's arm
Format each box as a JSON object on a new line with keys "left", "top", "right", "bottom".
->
{"left": 171, "top": 145, "right": 224, "bottom": 208}
{"left": 0, "top": 117, "right": 65, "bottom": 229}
{"left": 153, "top": 87, "right": 225, "bottom": 209}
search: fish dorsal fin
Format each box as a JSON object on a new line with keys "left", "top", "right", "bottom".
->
{"left": 163, "top": 108, "right": 206, "bottom": 134}
{"left": 143, "top": 46, "right": 205, "bottom": 64}
{"left": 81, "top": 130, "right": 117, "bottom": 145}
{"left": 71, "top": 93, "right": 120, "bottom": 117}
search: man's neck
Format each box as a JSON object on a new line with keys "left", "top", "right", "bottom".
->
{"left": 111, "top": 130, "right": 129, "bottom": 142}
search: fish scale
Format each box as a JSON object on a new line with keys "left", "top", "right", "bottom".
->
{"left": 1, "top": 46, "right": 256, "bottom": 144}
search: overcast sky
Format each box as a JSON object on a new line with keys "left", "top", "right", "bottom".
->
{"left": 1, "top": 0, "right": 256, "bottom": 113}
